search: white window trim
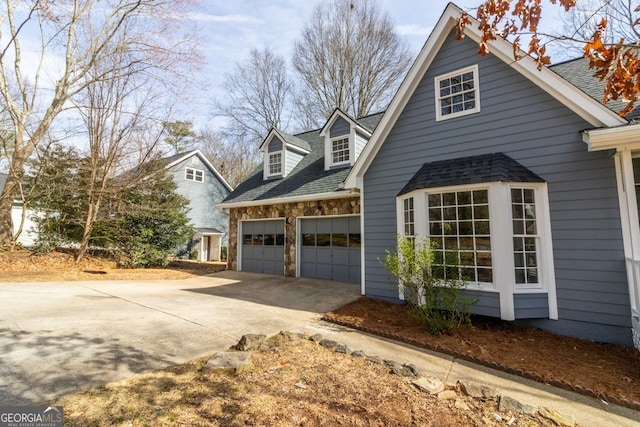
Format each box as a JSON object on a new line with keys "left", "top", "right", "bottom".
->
{"left": 185, "top": 167, "right": 204, "bottom": 183}
{"left": 434, "top": 64, "right": 480, "bottom": 122}
{"left": 397, "top": 181, "right": 557, "bottom": 321}
{"left": 265, "top": 150, "right": 284, "bottom": 179}
{"left": 329, "top": 136, "right": 351, "bottom": 167}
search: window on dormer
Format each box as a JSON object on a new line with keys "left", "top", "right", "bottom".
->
{"left": 268, "top": 152, "right": 282, "bottom": 176}
{"left": 331, "top": 137, "right": 350, "bottom": 165}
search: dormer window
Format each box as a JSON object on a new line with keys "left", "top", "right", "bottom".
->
{"left": 268, "top": 152, "right": 282, "bottom": 176}
{"left": 332, "top": 137, "right": 350, "bottom": 165}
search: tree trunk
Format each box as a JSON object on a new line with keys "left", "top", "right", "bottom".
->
{"left": 0, "top": 183, "right": 15, "bottom": 250}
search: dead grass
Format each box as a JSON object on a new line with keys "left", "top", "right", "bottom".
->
{"left": 51, "top": 333, "right": 554, "bottom": 427}
{"left": 0, "top": 249, "right": 225, "bottom": 282}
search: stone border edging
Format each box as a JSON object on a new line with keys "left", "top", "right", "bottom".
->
{"left": 322, "top": 316, "right": 640, "bottom": 412}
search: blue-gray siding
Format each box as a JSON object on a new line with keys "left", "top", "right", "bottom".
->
{"left": 330, "top": 117, "right": 350, "bottom": 138}
{"left": 514, "top": 294, "right": 549, "bottom": 319}
{"left": 268, "top": 137, "right": 283, "bottom": 152}
{"left": 362, "top": 31, "right": 631, "bottom": 345}
{"left": 168, "top": 155, "right": 230, "bottom": 244}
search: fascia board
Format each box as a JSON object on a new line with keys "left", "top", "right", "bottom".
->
{"left": 217, "top": 190, "right": 357, "bottom": 209}
{"left": 583, "top": 123, "right": 640, "bottom": 151}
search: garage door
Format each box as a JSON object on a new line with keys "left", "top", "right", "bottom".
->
{"left": 241, "top": 220, "right": 285, "bottom": 275}
{"left": 299, "top": 216, "right": 361, "bottom": 283}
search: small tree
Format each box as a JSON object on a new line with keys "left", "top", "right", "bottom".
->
{"left": 108, "top": 171, "right": 193, "bottom": 267}
{"left": 383, "top": 236, "right": 475, "bottom": 335}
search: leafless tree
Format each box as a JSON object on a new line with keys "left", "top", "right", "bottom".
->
{"left": 554, "top": 0, "right": 640, "bottom": 56}
{"left": 199, "top": 125, "right": 261, "bottom": 188}
{"left": 217, "top": 48, "right": 294, "bottom": 145}
{"left": 71, "top": 33, "right": 168, "bottom": 262}
{"left": 292, "top": 0, "right": 413, "bottom": 125}
{"left": 0, "top": 0, "right": 201, "bottom": 249}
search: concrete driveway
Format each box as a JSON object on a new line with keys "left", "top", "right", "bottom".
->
{"left": 0, "top": 271, "right": 360, "bottom": 405}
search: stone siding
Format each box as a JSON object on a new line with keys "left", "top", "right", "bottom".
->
{"left": 227, "top": 196, "right": 360, "bottom": 276}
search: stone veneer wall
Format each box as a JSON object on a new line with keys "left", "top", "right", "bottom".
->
{"left": 227, "top": 196, "right": 360, "bottom": 277}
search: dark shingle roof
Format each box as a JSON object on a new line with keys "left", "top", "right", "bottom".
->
{"left": 223, "top": 112, "right": 384, "bottom": 204}
{"left": 550, "top": 57, "right": 639, "bottom": 121}
{"left": 398, "top": 153, "right": 544, "bottom": 196}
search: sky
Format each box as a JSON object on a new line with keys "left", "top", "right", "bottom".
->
{"left": 185, "top": 0, "right": 565, "bottom": 130}
{"left": 187, "top": 0, "right": 569, "bottom": 130}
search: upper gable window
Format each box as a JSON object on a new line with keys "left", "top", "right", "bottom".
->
{"left": 185, "top": 167, "right": 204, "bottom": 182}
{"left": 268, "top": 152, "right": 282, "bottom": 176}
{"left": 435, "top": 65, "right": 480, "bottom": 121}
{"left": 331, "top": 137, "right": 350, "bottom": 165}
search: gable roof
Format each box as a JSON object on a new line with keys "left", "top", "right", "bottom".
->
{"left": 551, "top": 58, "right": 640, "bottom": 121}
{"left": 398, "top": 153, "right": 544, "bottom": 196}
{"left": 319, "top": 108, "right": 374, "bottom": 137}
{"left": 220, "top": 112, "right": 384, "bottom": 207}
{"left": 344, "top": 2, "right": 627, "bottom": 189}
{"left": 158, "top": 149, "right": 233, "bottom": 192}
{"left": 258, "top": 129, "right": 311, "bottom": 153}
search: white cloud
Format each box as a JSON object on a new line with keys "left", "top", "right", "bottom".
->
{"left": 189, "top": 12, "right": 264, "bottom": 24}
{"left": 395, "top": 24, "right": 433, "bottom": 37}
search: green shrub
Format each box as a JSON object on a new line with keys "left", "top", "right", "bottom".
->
{"left": 382, "top": 235, "right": 476, "bottom": 335}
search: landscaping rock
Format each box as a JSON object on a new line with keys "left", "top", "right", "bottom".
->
{"left": 455, "top": 399, "right": 470, "bottom": 410}
{"left": 366, "top": 355, "right": 382, "bottom": 365}
{"left": 458, "top": 380, "right": 500, "bottom": 399}
{"left": 335, "top": 343, "right": 350, "bottom": 354}
{"left": 233, "top": 334, "right": 266, "bottom": 351}
{"left": 539, "top": 407, "right": 576, "bottom": 427}
{"left": 319, "top": 339, "right": 339, "bottom": 350}
{"left": 206, "top": 351, "right": 251, "bottom": 375}
{"left": 437, "top": 390, "right": 458, "bottom": 400}
{"left": 280, "top": 331, "right": 306, "bottom": 341}
{"left": 402, "top": 363, "right": 421, "bottom": 377}
{"left": 309, "top": 333, "right": 323, "bottom": 343}
{"left": 412, "top": 376, "right": 445, "bottom": 395}
{"left": 351, "top": 350, "right": 366, "bottom": 358}
{"left": 499, "top": 395, "right": 537, "bottom": 415}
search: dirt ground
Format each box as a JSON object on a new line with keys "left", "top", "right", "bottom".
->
{"left": 53, "top": 333, "right": 556, "bottom": 427}
{"left": 324, "top": 297, "right": 640, "bottom": 412}
{"left": 3, "top": 249, "right": 639, "bottom": 423}
{"left": 0, "top": 249, "right": 226, "bottom": 282}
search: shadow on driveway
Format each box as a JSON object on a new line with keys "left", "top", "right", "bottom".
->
{"left": 182, "top": 270, "right": 361, "bottom": 313}
{"left": 0, "top": 328, "right": 173, "bottom": 405}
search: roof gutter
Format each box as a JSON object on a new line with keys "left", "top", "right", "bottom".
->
{"left": 217, "top": 190, "right": 358, "bottom": 210}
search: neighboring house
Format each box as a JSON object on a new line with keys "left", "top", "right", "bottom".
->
{"left": 159, "top": 149, "right": 233, "bottom": 261}
{"left": 219, "top": 109, "right": 382, "bottom": 282}
{"left": 220, "top": 3, "right": 640, "bottom": 349}
{"left": 0, "top": 172, "right": 38, "bottom": 247}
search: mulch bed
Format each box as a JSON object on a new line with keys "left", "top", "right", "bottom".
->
{"left": 323, "top": 296, "right": 640, "bottom": 411}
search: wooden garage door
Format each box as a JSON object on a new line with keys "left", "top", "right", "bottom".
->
{"left": 241, "top": 220, "right": 285, "bottom": 275}
{"left": 299, "top": 216, "right": 361, "bottom": 283}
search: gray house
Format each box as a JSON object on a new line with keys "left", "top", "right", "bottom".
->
{"left": 159, "top": 150, "right": 232, "bottom": 261}
{"left": 345, "top": 3, "right": 640, "bottom": 348}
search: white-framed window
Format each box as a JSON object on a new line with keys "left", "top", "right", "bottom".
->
{"left": 435, "top": 65, "right": 480, "bottom": 121}
{"left": 331, "top": 137, "right": 350, "bottom": 165}
{"left": 511, "top": 188, "right": 539, "bottom": 286}
{"left": 185, "top": 167, "right": 204, "bottom": 182}
{"left": 427, "top": 188, "right": 492, "bottom": 284}
{"left": 398, "top": 181, "right": 557, "bottom": 321}
{"left": 403, "top": 197, "right": 415, "bottom": 237}
{"left": 268, "top": 152, "right": 282, "bottom": 176}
